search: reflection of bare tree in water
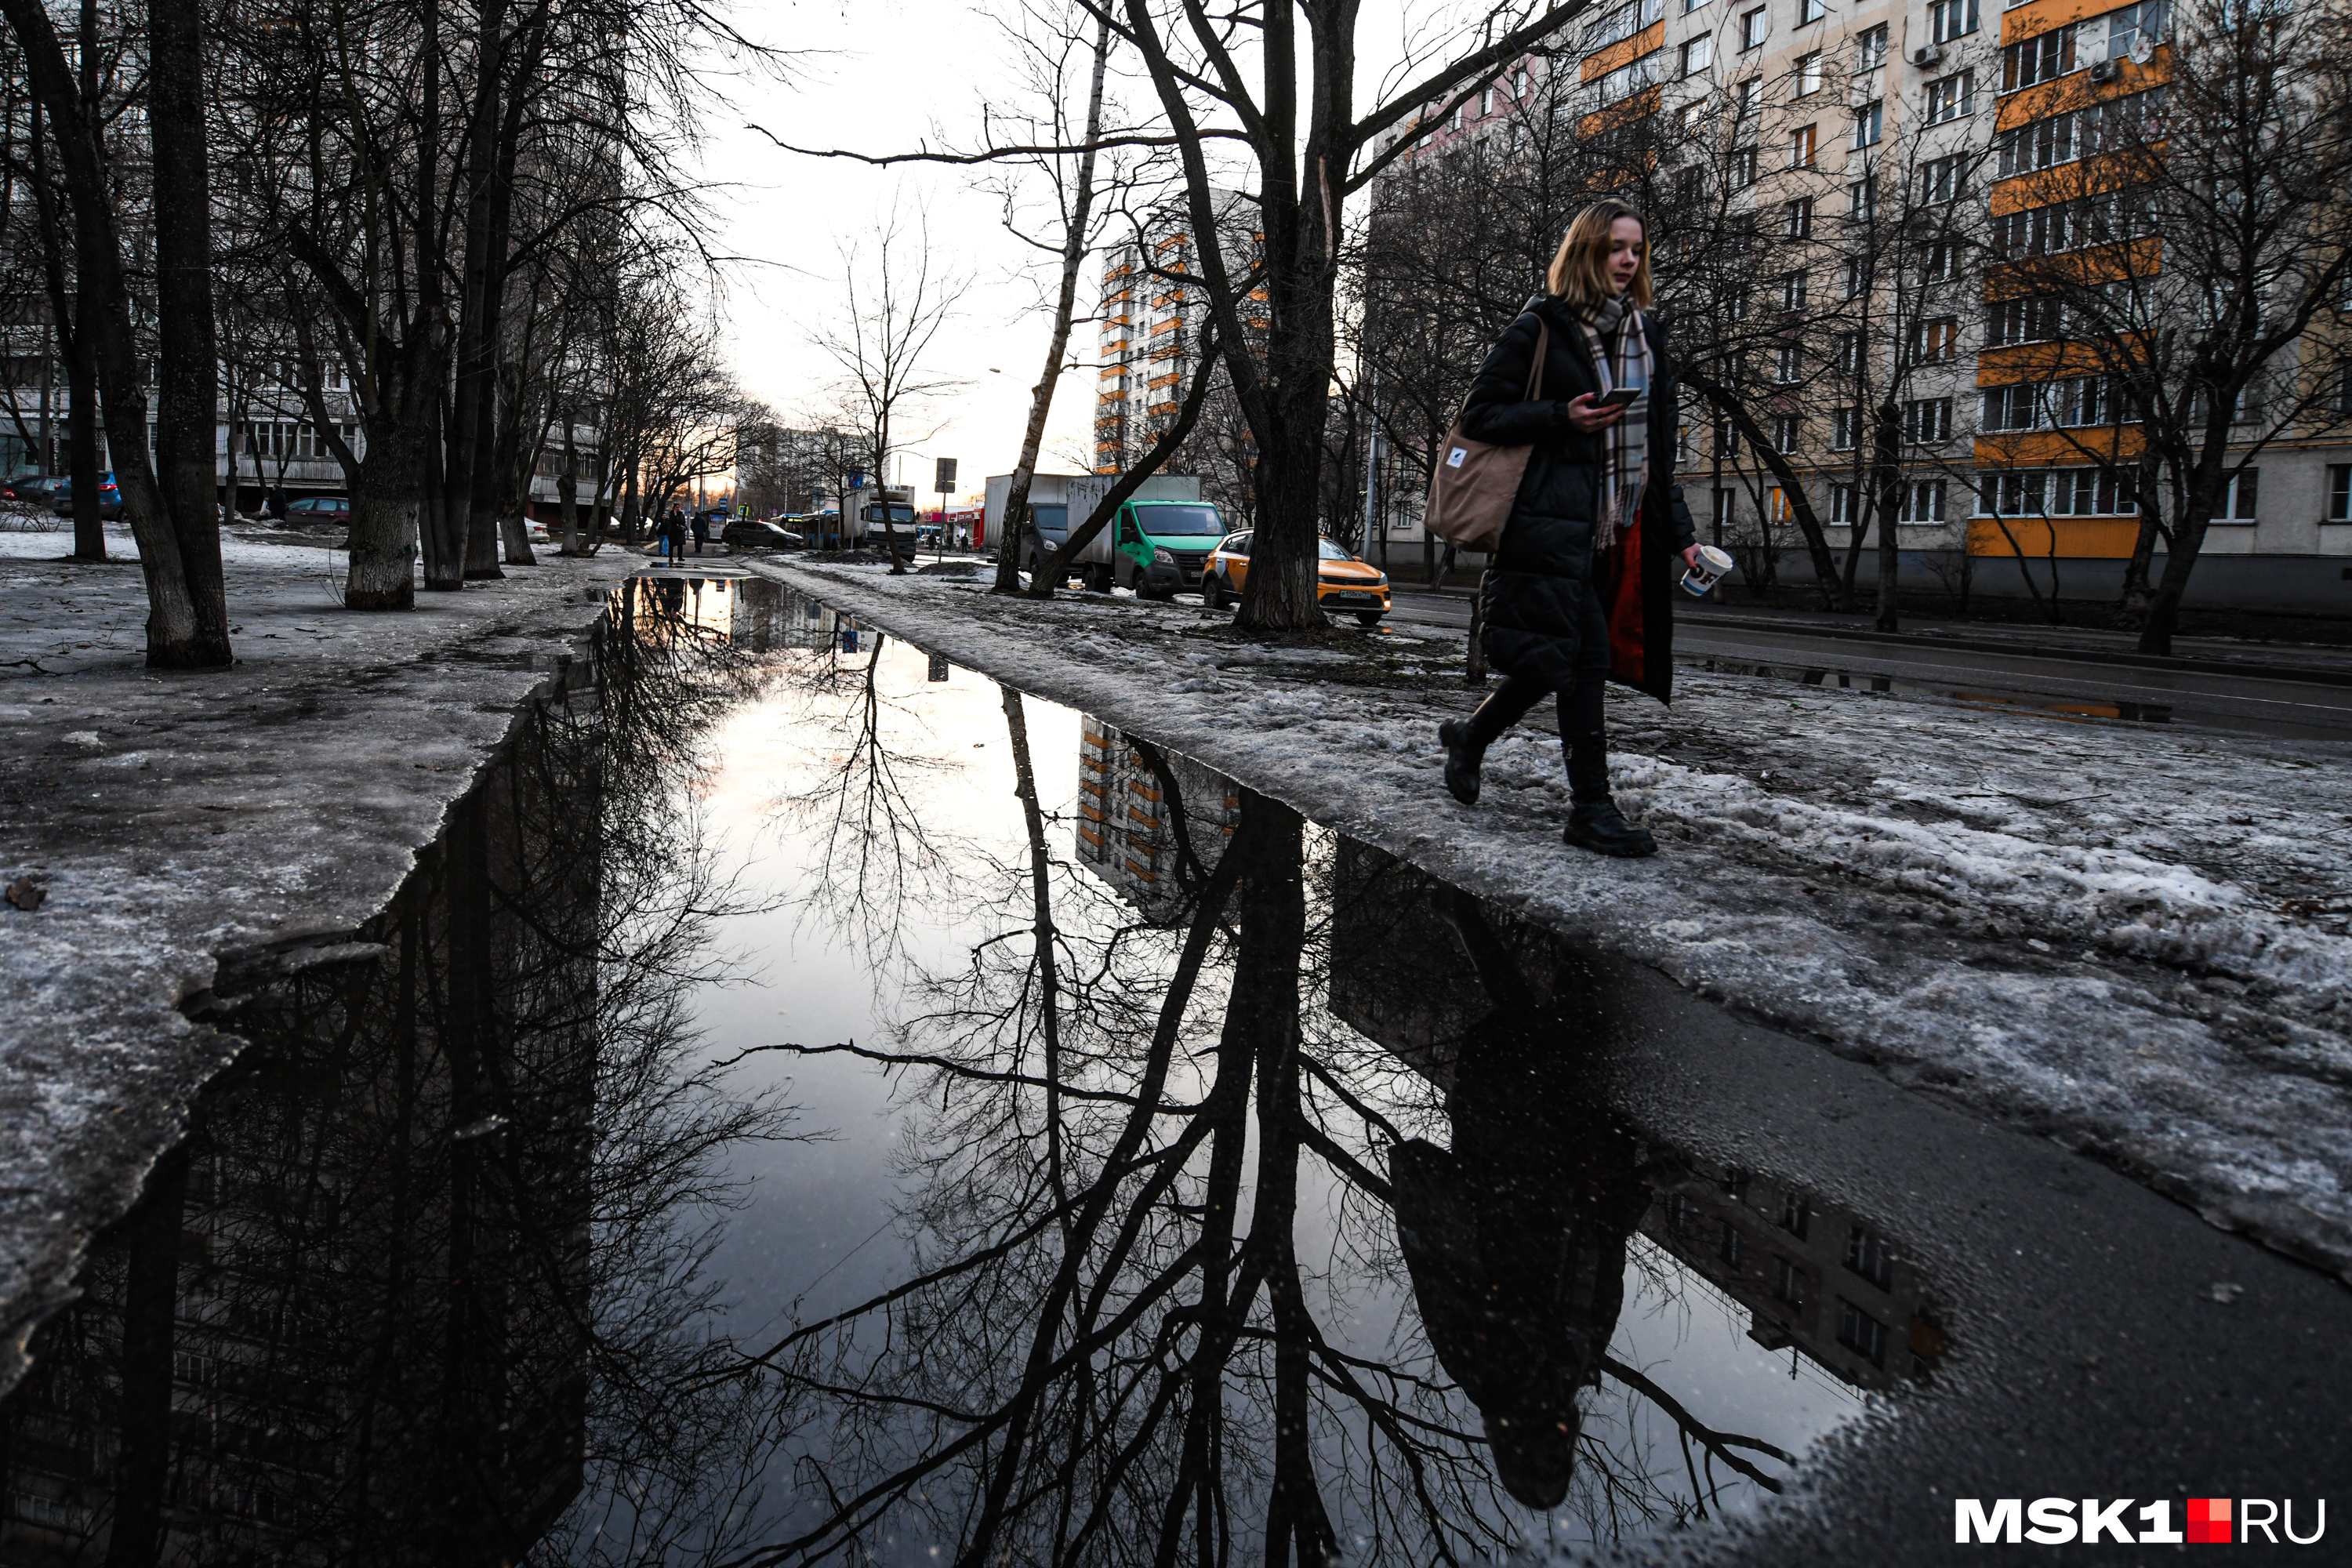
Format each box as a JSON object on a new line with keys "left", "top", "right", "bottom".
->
{"left": 713, "top": 673, "right": 1818, "bottom": 1566}
{"left": 0, "top": 575, "right": 799, "bottom": 1568}
{"left": 760, "top": 622, "right": 961, "bottom": 970}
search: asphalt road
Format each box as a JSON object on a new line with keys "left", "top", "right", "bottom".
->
{"left": 1386, "top": 588, "right": 2352, "bottom": 742}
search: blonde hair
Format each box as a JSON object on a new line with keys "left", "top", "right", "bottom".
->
{"left": 1546, "top": 201, "right": 1653, "bottom": 311}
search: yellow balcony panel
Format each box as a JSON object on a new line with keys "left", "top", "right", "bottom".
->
{"left": 1988, "top": 148, "right": 2158, "bottom": 216}
{"left": 1578, "top": 87, "right": 1660, "bottom": 142}
{"left": 1976, "top": 341, "right": 2141, "bottom": 381}
{"left": 1148, "top": 372, "right": 1180, "bottom": 390}
{"left": 1969, "top": 515, "right": 2140, "bottom": 558}
{"left": 1973, "top": 428, "right": 2145, "bottom": 465}
{"left": 1151, "top": 318, "right": 1181, "bottom": 336}
{"left": 1581, "top": 23, "right": 1665, "bottom": 82}
{"left": 1100, "top": 365, "right": 1127, "bottom": 379}
{"left": 1996, "top": 52, "right": 2168, "bottom": 125}
{"left": 1148, "top": 401, "right": 1179, "bottom": 416}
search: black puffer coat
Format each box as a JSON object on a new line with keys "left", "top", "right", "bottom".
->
{"left": 1459, "top": 293, "right": 1700, "bottom": 703}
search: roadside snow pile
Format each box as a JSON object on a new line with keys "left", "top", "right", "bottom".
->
{"left": 746, "top": 558, "right": 2352, "bottom": 1279}
{"left": 0, "top": 525, "right": 631, "bottom": 1389}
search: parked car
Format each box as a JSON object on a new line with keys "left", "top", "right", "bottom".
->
{"left": 723, "top": 518, "right": 804, "bottom": 551}
{"left": 281, "top": 495, "right": 351, "bottom": 526}
{"left": 4, "top": 474, "right": 64, "bottom": 506}
{"left": 1203, "top": 532, "right": 1392, "bottom": 626}
{"left": 51, "top": 472, "right": 121, "bottom": 519}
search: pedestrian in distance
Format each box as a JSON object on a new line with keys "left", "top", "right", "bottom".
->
{"left": 690, "top": 508, "right": 710, "bottom": 555}
{"left": 1436, "top": 199, "right": 1707, "bottom": 858}
{"left": 662, "top": 506, "right": 686, "bottom": 566}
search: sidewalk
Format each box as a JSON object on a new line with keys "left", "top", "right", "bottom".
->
{"left": 0, "top": 521, "right": 633, "bottom": 1387}
{"left": 742, "top": 555, "right": 2352, "bottom": 1284}
{"left": 1393, "top": 584, "right": 2352, "bottom": 681}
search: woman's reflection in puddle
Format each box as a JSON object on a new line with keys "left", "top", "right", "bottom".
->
{"left": 1393, "top": 889, "right": 1655, "bottom": 1510}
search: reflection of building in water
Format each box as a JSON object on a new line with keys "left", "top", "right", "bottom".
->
{"left": 1076, "top": 718, "right": 1238, "bottom": 920}
{"left": 615, "top": 572, "right": 799, "bottom": 650}
{"left": 0, "top": 698, "right": 601, "bottom": 1563}
{"left": 1646, "top": 1164, "right": 1946, "bottom": 1390}
{"left": 1328, "top": 837, "right": 1948, "bottom": 1396}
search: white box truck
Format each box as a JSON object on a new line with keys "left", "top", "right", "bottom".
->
{"left": 983, "top": 471, "right": 1229, "bottom": 597}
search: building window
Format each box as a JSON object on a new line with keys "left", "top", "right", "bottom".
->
{"left": 1668, "top": 1192, "right": 1698, "bottom": 1234}
{"left": 1831, "top": 407, "right": 1857, "bottom": 450}
{"left": 1731, "top": 145, "right": 1759, "bottom": 187}
{"left": 1902, "top": 478, "right": 1948, "bottom": 521}
{"left": 1726, "top": 287, "right": 1751, "bottom": 323}
{"left": 1785, "top": 197, "right": 1815, "bottom": 238}
{"left": 1902, "top": 397, "right": 1952, "bottom": 444}
{"left": 1981, "top": 383, "right": 2043, "bottom": 432}
{"left": 1741, "top": 5, "right": 1769, "bottom": 49}
{"left": 1835, "top": 330, "right": 1864, "bottom": 373}
{"left": 1985, "top": 295, "right": 2063, "bottom": 346}
{"left": 2221, "top": 468, "right": 2259, "bottom": 522}
{"left": 1515, "top": 67, "right": 1530, "bottom": 96}
{"left": 1922, "top": 241, "right": 1959, "bottom": 281}
{"left": 2002, "top": 25, "right": 2076, "bottom": 92}
{"left": 1736, "top": 76, "right": 1764, "bottom": 117}
{"left": 1780, "top": 270, "right": 1809, "bottom": 310}
{"left": 2328, "top": 464, "right": 2351, "bottom": 522}
{"left": 1848, "top": 176, "right": 1877, "bottom": 223}
{"left": 1680, "top": 34, "right": 1715, "bottom": 74}
{"left": 1920, "top": 153, "right": 1967, "bottom": 203}
{"left": 1846, "top": 1225, "right": 1894, "bottom": 1289}
{"left": 1909, "top": 316, "right": 1958, "bottom": 362}
{"left": 1719, "top": 1221, "right": 1746, "bottom": 1267}
{"left": 1775, "top": 1257, "right": 1806, "bottom": 1306}
{"left": 1839, "top": 1300, "right": 1890, "bottom": 1366}
{"left": 1798, "top": 0, "right": 1827, "bottom": 21}
{"left": 1713, "top": 486, "right": 1737, "bottom": 528}
{"left": 1842, "top": 256, "right": 1866, "bottom": 298}
{"left": 1795, "top": 50, "right": 1823, "bottom": 96}
{"left": 1789, "top": 123, "right": 1817, "bottom": 166}
{"left": 2106, "top": 0, "right": 2165, "bottom": 60}
{"left": 1929, "top": 0, "right": 1980, "bottom": 42}
{"left": 1853, "top": 98, "right": 1883, "bottom": 147}
{"left": 1774, "top": 416, "right": 1802, "bottom": 452}
{"left": 1831, "top": 480, "right": 1859, "bottom": 521}
{"left": 1923, "top": 68, "right": 1976, "bottom": 124}
{"left": 1856, "top": 22, "right": 1889, "bottom": 67}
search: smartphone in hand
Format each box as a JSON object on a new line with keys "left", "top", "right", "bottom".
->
{"left": 1594, "top": 387, "right": 1641, "bottom": 410}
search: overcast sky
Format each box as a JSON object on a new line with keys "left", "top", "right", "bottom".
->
{"left": 693, "top": 0, "right": 1479, "bottom": 510}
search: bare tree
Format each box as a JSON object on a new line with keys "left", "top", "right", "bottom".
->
{"left": 811, "top": 207, "right": 970, "bottom": 575}
{"left": 1994, "top": 0, "right": 2352, "bottom": 652}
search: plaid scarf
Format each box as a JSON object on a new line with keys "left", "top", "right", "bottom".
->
{"left": 1573, "top": 302, "right": 1653, "bottom": 554}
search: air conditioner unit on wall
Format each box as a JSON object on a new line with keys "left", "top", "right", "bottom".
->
{"left": 1911, "top": 43, "right": 1946, "bottom": 67}
{"left": 2090, "top": 57, "right": 2121, "bottom": 81}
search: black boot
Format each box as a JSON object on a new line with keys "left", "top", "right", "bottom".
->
{"left": 1563, "top": 735, "right": 1656, "bottom": 858}
{"left": 1438, "top": 720, "right": 1483, "bottom": 806}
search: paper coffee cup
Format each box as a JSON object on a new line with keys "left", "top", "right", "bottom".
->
{"left": 1679, "top": 544, "right": 1734, "bottom": 597}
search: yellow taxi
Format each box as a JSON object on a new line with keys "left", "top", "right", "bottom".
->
{"left": 1202, "top": 532, "right": 1392, "bottom": 626}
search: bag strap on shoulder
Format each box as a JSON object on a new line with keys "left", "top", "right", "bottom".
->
{"left": 1525, "top": 319, "right": 1549, "bottom": 402}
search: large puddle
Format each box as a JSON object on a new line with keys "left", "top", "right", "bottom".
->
{"left": 0, "top": 575, "right": 1952, "bottom": 1563}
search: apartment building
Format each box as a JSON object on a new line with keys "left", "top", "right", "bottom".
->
{"left": 1093, "top": 190, "right": 1261, "bottom": 479}
{"left": 0, "top": 363, "right": 600, "bottom": 519}
{"left": 1363, "top": 0, "right": 2352, "bottom": 612}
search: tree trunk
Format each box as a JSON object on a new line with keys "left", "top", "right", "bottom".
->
{"left": 1, "top": 0, "right": 230, "bottom": 664}
{"left": 151, "top": 0, "right": 227, "bottom": 651}
{"left": 992, "top": 16, "right": 1112, "bottom": 597}
{"left": 1871, "top": 398, "right": 1902, "bottom": 631}
{"left": 350, "top": 419, "right": 426, "bottom": 608}
{"left": 1681, "top": 368, "right": 1849, "bottom": 610}
{"left": 2118, "top": 444, "right": 2165, "bottom": 621}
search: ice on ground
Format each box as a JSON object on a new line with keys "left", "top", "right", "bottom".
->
{"left": 0, "top": 523, "right": 633, "bottom": 1389}
{"left": 746, "top": 557, "right": 2352, "bottom": 1279}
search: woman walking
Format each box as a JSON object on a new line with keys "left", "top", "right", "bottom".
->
{"left": 1437, "top": 199, "right": 1704, "bottom": 858}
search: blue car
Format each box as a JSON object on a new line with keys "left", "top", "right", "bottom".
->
{"left": 51, "top": 471, "right": 122, "bottom": 519}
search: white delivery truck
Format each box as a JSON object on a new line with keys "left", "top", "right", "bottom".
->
{"left": 983, "top": 471, "right": 1228, "bottom": 597}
